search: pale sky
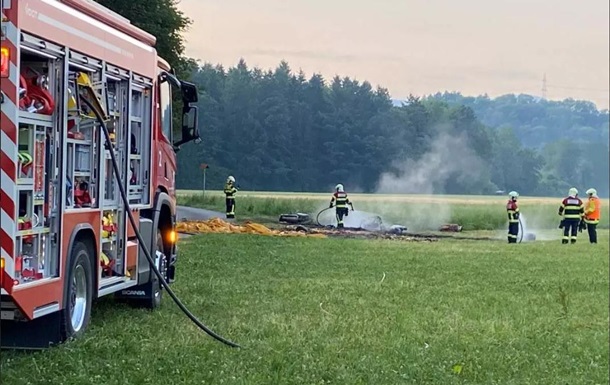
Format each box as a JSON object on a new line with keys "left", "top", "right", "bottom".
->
{"left": 178, "top": 0, "right": 609, "bottom": 110}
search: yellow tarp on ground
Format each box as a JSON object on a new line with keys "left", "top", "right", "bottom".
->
{"left": 176, "top": 218, "right": 327, "bottom": 238}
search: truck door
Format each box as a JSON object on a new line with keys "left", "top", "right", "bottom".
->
{"left": 156, "top": 78, "right": 176, "bottom": 197}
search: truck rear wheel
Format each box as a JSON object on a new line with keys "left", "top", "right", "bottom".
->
{"left": 60, "top": 241, "right": 93, "bottom": 341}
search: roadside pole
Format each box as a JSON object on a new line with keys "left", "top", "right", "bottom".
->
{"left": 200, "top": 163, "right": 209, "bottom": 198}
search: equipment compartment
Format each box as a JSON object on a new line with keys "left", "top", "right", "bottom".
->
{"left": 13, "top": 44, "right": 61, "bottom": 284}
{"left": 65, "top": 68, "right": 102, "bottom": 209}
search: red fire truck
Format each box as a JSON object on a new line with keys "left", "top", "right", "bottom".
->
{"left": 0, "top": 0, "right": 200, "bottom": 348}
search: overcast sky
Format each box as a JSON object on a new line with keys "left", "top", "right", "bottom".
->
{"left": 177, "top": 0, "right": 609, "bottom": 109}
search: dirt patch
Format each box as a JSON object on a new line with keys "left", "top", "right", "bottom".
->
{"left": 289, "top": 225, "right": 438, "bottom": 242}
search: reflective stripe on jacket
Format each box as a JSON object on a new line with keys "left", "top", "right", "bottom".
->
{"left": 559, "top": 197, "right": 584, "bottom": 220}
{"left": 506, "top": 200, "right": 519, "bottom": 223}
{"left": 224, "top": 183, "right": 237, "bottom": 198}
{"left": 331, "top": 192, "right": 350, "bottom": 208}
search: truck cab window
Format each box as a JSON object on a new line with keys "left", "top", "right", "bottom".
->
{"left": 160, "top": 81, "right": 172, "bottom": 141}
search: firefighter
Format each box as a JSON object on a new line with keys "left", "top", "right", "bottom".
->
{"left": 224, "top": 176, "right": 237, "bottom": 219}
{"left": 584, "top": 188, "right": 601, "bottom": 244}
{"left": 329, "top": 184, "right": 354, "bottom": 229}
{"left": 506, "top": 191, "right": 520, "bottom": 243}
{"left": 558, "top": 187, "right": 585, "bottom": 244}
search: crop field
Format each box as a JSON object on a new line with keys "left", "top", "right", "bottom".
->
{"left": 177, "top": 189, "right": 595, "bottom": 204}
{"left": 177, "top": 190, "right": 610, "bottom": 231}
{"left": 1, "top": 231, "right": 608, "bottom": 384}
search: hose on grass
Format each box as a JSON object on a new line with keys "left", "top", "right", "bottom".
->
{"left": 315, "top": 207, "right": 332, "bottom": 227}
{"left": 84, "top": 98, "right": 241, "bottom": 349}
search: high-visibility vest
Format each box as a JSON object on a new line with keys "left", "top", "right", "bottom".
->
{"left": 584, "top": 197, "right": 601, "bottom": 224}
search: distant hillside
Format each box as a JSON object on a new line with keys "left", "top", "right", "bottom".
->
{"left": 393, "top": 92, "right": 609, "bottom": 149}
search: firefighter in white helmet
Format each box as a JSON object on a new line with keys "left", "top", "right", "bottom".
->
{"left": 558, "top": 187, "right": 585, "bottom": 244}
{"left": 506, "top": 191, "right": 520, "bottom": 243}
{"left": 329, "top": 183, "right": 354, "bottom": 229}
{"left": 584, "top": 188, "right": 601, "bottom": 244}
{"left": 224, "top": 176, "right": 237, "bottom": 219}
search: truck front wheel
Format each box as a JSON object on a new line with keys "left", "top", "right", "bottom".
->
{"left": 148, "top": 229, "right": 166, "bottom": 309}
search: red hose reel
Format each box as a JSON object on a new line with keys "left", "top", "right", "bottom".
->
{"left": 19, "top": 67, "right": 55, "bottom": 115}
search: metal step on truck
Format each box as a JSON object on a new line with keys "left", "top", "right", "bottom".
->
{"left": 0, "top": 0, "right": 201, "bottom": 349}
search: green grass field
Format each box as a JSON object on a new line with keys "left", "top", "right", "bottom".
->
{"left": 178, "top": 190, "right": 610, "bottom": 231}
{"left": 2, "top": 192, "right": 608, "bottom": 383}
{"left": 2, "top": 232, "right": 608, "bottom": 384}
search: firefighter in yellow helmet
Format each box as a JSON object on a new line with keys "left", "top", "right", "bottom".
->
{"left": 329, "top": 184, "right": 354, "bottom": 229}
{"left": 584, "top": 188, "right": 601, "bottom": 244}
{"left": 224, "top": 176, "right": 237, "bottom": 219}
{"left": 506, "top": 191, "right": 520, "bottom": 243}
{"left": 558, "top": 187, "right": 585, "bottom": 244}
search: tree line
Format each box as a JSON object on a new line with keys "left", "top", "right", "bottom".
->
{"left": 175, "top": 60, "right": 609, "bottom": 197}
{"left": 96, "top": 0, "right": 610, "bottom": 197}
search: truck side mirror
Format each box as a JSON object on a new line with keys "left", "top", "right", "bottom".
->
{"left": 173, "top": 105, "right": 200, "bottom": 148}
{"left": 180, "top": 81, "right": 198, "bottom": 104}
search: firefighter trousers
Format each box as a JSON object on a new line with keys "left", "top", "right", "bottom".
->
{"left": 562, "top": 219, "right": 579, "bottom": 244}
{"left": 225, "top": 197, "right": 235, "bottom": 219}
{"left": 508, "top": 222, "right": 519, "bottom": 243}
{"left": 587, "top": 223, "right": 598, "bottom": 244}
{"left": 335, "top": 207, "right": 348, "bottom": 228}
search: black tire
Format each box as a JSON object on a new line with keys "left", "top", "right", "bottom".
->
{"left": 146, "top": 230, "right": 166, "bottom": 309}
{"left": 60, "top": 241, "right": 94, "bottom": 342}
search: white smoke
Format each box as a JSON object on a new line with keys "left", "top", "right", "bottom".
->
{"left": 372, "top": 131, "right": 487, "bottom": 230}
{"left": 376, "top": 132, "right": 484, "bottom": 194}
{"left": 518, "top": 213, "right": 560, "bottom": 241}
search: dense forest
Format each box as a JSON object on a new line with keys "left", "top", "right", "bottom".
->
{"left": 424, "top": 92, "right": 609, "bottom": 148}
{"left": 175, "top": 60, "right": 609, "bottom": 197}
{"left": 95, "top": 0, "right": 610, "bottom": 197}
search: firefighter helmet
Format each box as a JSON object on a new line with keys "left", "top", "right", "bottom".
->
{"left": 227, "top": 176, "right": 235, "bottom": 183}
{"left": 586, "top": 188, "right": 597, "bottom": 196}
{"left": 335, "top": 184, "right": 344, "bottom": 192}
{"left": 508, "top": 191, "right": 519, "bottom": 198}
{"left": 569, "top": 187, "right": 578, "bottom": 196}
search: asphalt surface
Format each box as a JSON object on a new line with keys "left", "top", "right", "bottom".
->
{"left": 176, "top": 205, "right": 223, "bottom": 221}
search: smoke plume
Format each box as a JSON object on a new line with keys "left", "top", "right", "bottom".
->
{"left": 372, "top": 131, "right": 487, "bottom": 230}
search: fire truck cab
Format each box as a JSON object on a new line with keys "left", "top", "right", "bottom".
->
{"left": 0, "top": 0, "right": 200, "bottom": 348}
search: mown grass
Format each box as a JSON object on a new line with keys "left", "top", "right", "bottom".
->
{"left": 178, "top": 191, "right": 610, "bottom": 231}
{"left": 2, "top": 233, "right": 608, "bottom": 384}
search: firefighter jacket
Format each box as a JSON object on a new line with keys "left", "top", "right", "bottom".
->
{"left": 224, "top": 183, "right": 237, "bottom": 199}
{"left": 558, "top": 196, "right": 585, "bottom": 220}
{"left": 584, "top": 196, "right": 601, "bottom": 224}
{"left": 506, "top": 200, "right": 519, "bottom": 223}
{"left": 330, "top": 191, "right": 352, "bottom": 209}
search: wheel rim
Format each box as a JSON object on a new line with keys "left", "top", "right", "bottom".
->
{"left": 155, "top": 235, "right": 165, "bottom": 299}
{"left": 70, "top": 264, "right": 88, "bottom": 332}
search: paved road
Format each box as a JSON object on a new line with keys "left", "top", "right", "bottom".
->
{"left": 176, "top": 205, "right": 223, "bottom": 221}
